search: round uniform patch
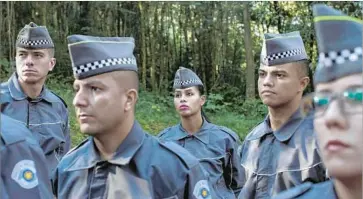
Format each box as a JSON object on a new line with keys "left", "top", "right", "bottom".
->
{"left": 11, "top": 160, "right": 38, "bottom": 189}
{"left": 193, "top": 180, "right": 211, "bottom": 199}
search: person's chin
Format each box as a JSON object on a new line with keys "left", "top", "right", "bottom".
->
{"left": 80, "top": 125, "right": 98, "bottom": 135}
{"left": 180, "top": 111, "right": 193, "bottom": 118}
{"left": 325, "top": 158, "right": 362, "bottom": 178}
{"left": 21, "top": 76, "right": 40, "bottom": 84}
{"left": 261, "top": 98, "right": 278, "bottom": 107}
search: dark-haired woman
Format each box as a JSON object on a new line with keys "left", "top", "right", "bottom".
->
{"left": 158, "top": 67, "right": 243, "bottom": 198}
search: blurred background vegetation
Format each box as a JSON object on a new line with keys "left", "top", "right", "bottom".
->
{"left": 1, "top": 1, "right": 361, "bottom": 146}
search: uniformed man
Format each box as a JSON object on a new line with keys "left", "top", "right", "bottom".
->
{"left": 158, "top": 67, "right": 244, "bottom": 198}
{"left": 273, "top": 4, "right": 362, "bottom": 199}
{"left": 1, "top": 113, "right": 53, "bottom": 199}
{"left": 52, "top": 35, "right": 215, "bottom": 199}
{"left": 0, "top": 22, "right": 71, "bottom": 175}
{"left": 238, "top": 31, "right": 327, "bottom": 198}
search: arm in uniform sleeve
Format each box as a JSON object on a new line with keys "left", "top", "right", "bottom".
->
{"left": 58, "top": 109, "right": 71, "bottom": 158}
{"left": 1, "top": 175, "right": 10, "bottom": 199}
{"left": 2, "top": 139, "right": 54, "bottom": 199}
{"left": 63, "top": 116, "right": 71, "bottom": 154}
{"left": 314, "top": 137, "right": 329, "bottom": 181}
{"left": 185, "top": 163, "right": 216, "bottom": 199}
{"left": 26, "top": 140, "right": 55, "bottom": 199}
{"left": 50, "top": 166, "right": 58, "bottom": 197}
{"left": 238, "top": 139, "right": 248, "bottom": 188}
{"left": 51, "top": 91, "right": 71, "bottom": 157}
{"left": 224, "top": 138, "right": 244, "bottom": 196}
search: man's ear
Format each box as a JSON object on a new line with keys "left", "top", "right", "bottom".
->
{"left": 125, "top": 89, "right": 138, "bottom": 112}
{"left": 299, "top": 76, "right": 310, "bottom": 92}
{"left": 49, "top": 58, "right": 56, "bottom": 71}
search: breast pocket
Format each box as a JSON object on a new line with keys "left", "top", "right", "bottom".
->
{"left": 199, "top": 156, "right": 225, "bottom": 179}
{"left": 34, "top": 122, "right": 66, "bottom": 155}
{"left": 199, "top": 156, "right": 234, "bottom": 198}
{"left": 273, "top": 146, "right": 326, "bottom": 195}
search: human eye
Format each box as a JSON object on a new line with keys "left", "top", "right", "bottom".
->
{"left": 276, "top": 73, "right": 285, "bottom": 78}
{"left": 258, "top": 71, "right": 266, "bottom": 77}
{"left": 343, "top": 88, "right": 362, "bottom": 104}
{"left": 17, "top": 52, "right": 26, "bottom": 57}
{"left": 313, "top": 95, "right": 330, "bottom": 110}
{"left": 90, "top": 86, "right": 101, "bottom": 92}
{"left": 35, "top": 53, "right": 43, "bottom": 58}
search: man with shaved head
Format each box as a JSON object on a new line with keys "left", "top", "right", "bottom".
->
{"left": 238, "top": 31, "right": 327, "bottom": 198}
{"left": 52, "top": 35, "right": 215, "bottom": 199}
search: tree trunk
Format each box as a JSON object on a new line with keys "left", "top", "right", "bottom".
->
{"left": 42, "top": 2, "right": 47, "bottom": 25}
{"left": 150, "top": 4, "right": 158, "bottom": 91}
{"left": 0, "top": 2, "right": 3, "bottom": 59}
{"left": 273, "top": 1, "right": 282, "bottom": 33}
{"left": 243, "top": 1, "right": 255, "bottom": 99}
{"left": 7, "top": 1, "right": 14, "bottom": 63}
{"left": 53, "top": 2, "right": 59, "bottom": 38}
{"left": 159, "top": 3, "right": 167, "bottom": 92}
{"left": 138, "top": 2, "right": 147, "bottom": 90}
{"left": 117, "top": 2, "right": 121, "bottom": 36}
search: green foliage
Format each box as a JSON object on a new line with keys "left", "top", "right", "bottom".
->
{"left": 204, "top": 93, "right": 225, "bottom": 113}
{"left": 238, "top": 99, "right": 267, "bottom": 118}
{"left": 1, "top": 1, "right": 361, "bottom": 97}
{"left": 0, "top": 58, "right": 14, "bottom": 80}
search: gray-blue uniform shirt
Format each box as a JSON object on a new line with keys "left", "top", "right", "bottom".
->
{"left": 272, "top": 180, "right": 337, "bottom": 199}
{"left": 158, "top": 119, "right": 244, "bottom": 198}
{"left": 1, "top": 114, "right": 53, "bottom": 199}
{"left": 53, "top": 120, "right": 215, "bottom": 199}
{"left": 1, "top": 73, "right": 71, "bottom": 175}
{"left": 238, "top": 109, "right": 327, "bottom": 199}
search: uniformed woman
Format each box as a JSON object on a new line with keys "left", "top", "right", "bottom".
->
{"left": 158, "top": 67, "right": 244, "bottom": 198}
{"left": 274, "top": 4, "right": 362, "bottom": 199}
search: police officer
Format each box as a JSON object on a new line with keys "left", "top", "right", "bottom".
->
{"left": 238, "top": 31, "right": 327, "bottom": 198}
{"left": 1, "top": 113, "right": 53, "bottom": 199}
{"left": 158, "top": 67, "right": 244, "bottom": 198}
{"left": 273, "top": 4, "right": 362, "bottom": 199}
{"left": 0, "top": 22, "right": 71, "bottom": 175}
{"left": 52, "top": 35, "right": 215, "bottom": 199}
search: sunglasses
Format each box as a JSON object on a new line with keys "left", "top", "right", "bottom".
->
{"left": 301, "top": 87, "right": 362, "bottom": 118}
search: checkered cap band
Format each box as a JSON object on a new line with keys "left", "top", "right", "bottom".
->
{"left": 264, "top": 48, "right": 304, "bottom": 61}
{"left": 317, "top": 47, "right": 362, "bottom": 68}
{"left": 73, "top": 57, "right": 137, "bottom": 75}
{"left": 173, "top": 79, "right": 203, "bottom": 87}
{"left": 19, "top": 38, "right": 52, "bottom": 46}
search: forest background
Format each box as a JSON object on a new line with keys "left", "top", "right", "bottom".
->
{"left": 1, "top": 1, "right": 362, "bottom": 146}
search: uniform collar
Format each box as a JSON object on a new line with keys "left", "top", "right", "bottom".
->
{"left": 8, "top": 72, "right": 58, "bottom": 103}
{"left": 273, "top": 108, "right": 304, "bottom": 142}
{"left": 247, "top": 108, "right": 304, "bottom": 142}
{"left": 66, "top": 121, "right": 145, "bottom": 171}
{"left": 326, "top": 180, "right": 338, "bottom": 198}
{"left": 175, "top": 118, "right": 213, "bottom": 145}
{"left": 312, "top": 180, "right": 338, "bottom": 199}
